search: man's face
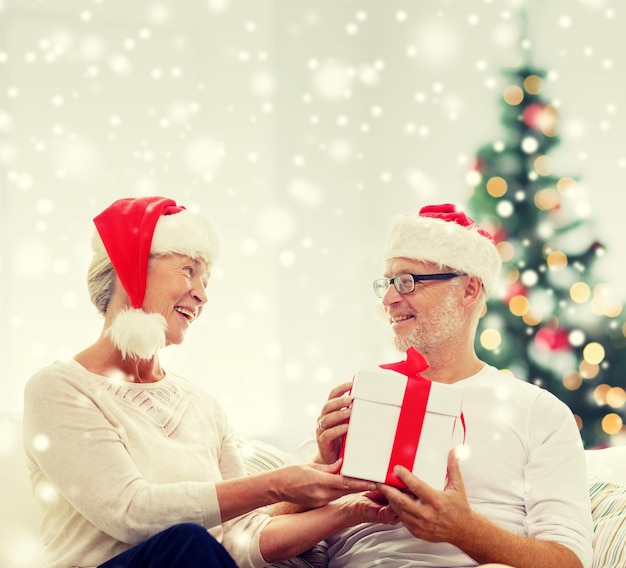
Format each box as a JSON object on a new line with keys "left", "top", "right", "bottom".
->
{"left": 381, "top": 258, "right": 464, "bottom": 354}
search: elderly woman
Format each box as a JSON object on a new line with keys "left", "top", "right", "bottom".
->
{"left": 23, "top": 196, "right": 395, "bottom": 568}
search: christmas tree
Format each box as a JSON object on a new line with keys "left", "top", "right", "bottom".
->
{"left": 465, "top": 58, "right": 626, "bottom": 449}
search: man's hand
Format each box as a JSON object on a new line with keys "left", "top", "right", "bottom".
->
{"left": 378, "top": 451, "right": 583, "bottom": 568}
{"left": 377, "top": 449, "right": 472, "bottom": 544}
{"left": 315, "top": 380, "right": 353, "bottom": 464}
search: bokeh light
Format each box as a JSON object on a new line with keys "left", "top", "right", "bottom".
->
{"left": 520, "top": 269, "right": 538, "bottom": 287}
{"left": 509, "top": 295, "right": 529, "bottom": 316}
{"left": 522, "top": 310, "right": 543, "bottom": 326}
{"left": 594, "top": 384, "right": 611, "bottom": 404}
{"left": 568, "top": 329, "right": 586, "bottom": 347}
{"left": 606, "top": 387, "right": 626, "bottom": 409}
{"left": 486, "top": 176, "right": 508, "bottom": 197}
{"left": 580, "top": 361, "right": 600, "bottom": 380}
{"left": 583, "top": 342, "right": 605, "bottom": 365}
{"left": 496, "top": 240, "right": 515, "bottom": 262}
{"left": 591, "top": 284, "right": 623, "bottom": 317}
{"left": 557, "top": 177, "right": 577, "bottom": 194}
{"left": 533, "top": 155, "right": 552, "bottom": 176}
{"left": 546, "top": 250, "right": 568, "bottom": 271}
{"left": 570, "top": 282, "right": 591, "bottom": 303}
{"left": 562, "top": 370, "right": 583, "bottom": 391}
{"left": 538, "top": 105, "right": 559, "bottom": 136}
{"left": 480, "top": 328, "right": 502, "bottom": 350}
{"left": 601, "top": 413, "right": 623, "bottom": 435}
{"left": 534, "top": 187, "right": 559, "bottom": 210}
{"left": 503, "top": 84, "right": 524, "bottom": 105}
{"left": 521, "top": 136, "right": 539, "bottom": 153}
{"left": 523, "top": 74, "right": 543, "bottom": 94}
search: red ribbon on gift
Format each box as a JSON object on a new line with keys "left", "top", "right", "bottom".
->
{"left": 380, "top": 347, "right": 431, "bottom": 489}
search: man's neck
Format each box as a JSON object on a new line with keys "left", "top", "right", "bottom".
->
{"left": 420, "top": 350, "right": 485, "bottom": 384}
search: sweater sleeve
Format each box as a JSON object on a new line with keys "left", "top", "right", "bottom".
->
{"left": 23, "top": 367, "right": 223, "bottom": 544}
{"left": 523, "top": 390, "right": 594, "bottom": 568}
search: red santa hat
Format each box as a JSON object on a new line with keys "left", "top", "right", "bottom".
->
{"left": 384, "top": 203, "right": 501, "bottom": 296}
{"left": 92, "top": 196, "right": 219, "bottom": 359}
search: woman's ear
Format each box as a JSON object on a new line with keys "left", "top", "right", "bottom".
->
{"left": 108, "top": 276, "right": 133, "bottom": 310}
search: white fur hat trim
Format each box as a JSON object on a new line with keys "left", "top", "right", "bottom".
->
{"left": 151, "top": 209, "right": 219, "bottom": 264}
{"left": 384, "top": 214, "right": 501, "bottom": 296}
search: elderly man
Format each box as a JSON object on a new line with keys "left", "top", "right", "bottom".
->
{"left": 313, "top": 204, "right": 593, "bottom": 568}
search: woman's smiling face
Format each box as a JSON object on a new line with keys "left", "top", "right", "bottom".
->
{"left": 141, "top": 253, "right": 210, "bottom": 346}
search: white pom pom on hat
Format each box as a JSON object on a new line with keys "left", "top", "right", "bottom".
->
{"left": 384, "top": 203, "right": 501, "bottom": 296}
{"left": 92, "top": 196, "right": 219, "bottom": 360}
{"left": 105, "top": 309, "right": 168, "bottom": 360}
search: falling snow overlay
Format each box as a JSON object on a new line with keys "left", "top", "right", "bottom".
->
{"left": 1, "top": 3, "right": 625, "bottom": 564}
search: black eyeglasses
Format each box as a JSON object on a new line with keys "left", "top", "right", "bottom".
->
{"left": 372, "top": 272, "right": 464, "bottom": 298}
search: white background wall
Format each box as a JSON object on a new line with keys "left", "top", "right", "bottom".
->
{"left": 1, "top": 0, "right": 624, "bottom": 450}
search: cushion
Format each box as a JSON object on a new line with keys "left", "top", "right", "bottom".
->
{"left": 236, "top": 437, "right": 326, "bottom": 568}
{"left": 236, "top": 436, "right": 287, "bottom": 475}
{"left": 589, "top": 480, "right": 626, "bottom": 568}
{"left": 587, "top": 447, "right": 626, "bottom": 486}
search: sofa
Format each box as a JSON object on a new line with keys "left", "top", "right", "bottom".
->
{"left": 2, "top": 412, "right": 625, "bottom": 568}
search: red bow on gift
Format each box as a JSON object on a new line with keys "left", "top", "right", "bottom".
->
{"left": 380, "top": 346, "right": 430, "bottom": 376}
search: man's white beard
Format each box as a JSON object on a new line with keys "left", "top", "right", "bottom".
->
{"left": 393, "top": 292, "right": 461, "bottom": 355}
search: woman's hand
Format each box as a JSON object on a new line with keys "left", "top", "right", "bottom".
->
{"left": 316, "top": 380, "right": 353, "bottom": 464}
{"left": 333, "top": 490, "right": 400, "bottom": 526}
{"left": 277, "top": 459, "right": 376, "bottom": 509}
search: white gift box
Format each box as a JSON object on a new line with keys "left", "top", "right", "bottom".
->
{"left": 340, "top": 369, "right": 464, "bottom": 490}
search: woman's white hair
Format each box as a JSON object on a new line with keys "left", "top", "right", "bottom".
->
{"left": 87, "top": 248, "right": 116, "bottom": 316}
